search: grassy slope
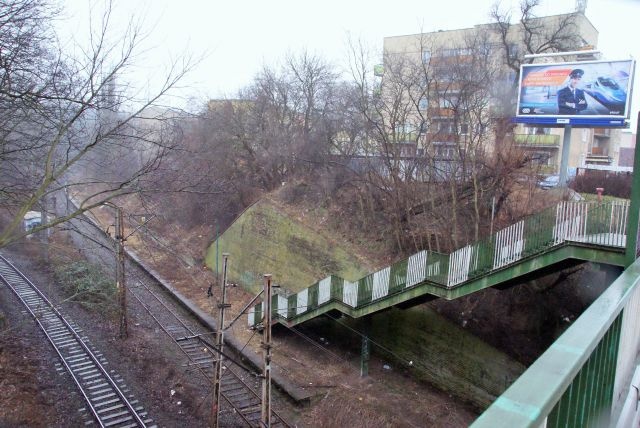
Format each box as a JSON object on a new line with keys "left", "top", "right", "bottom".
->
{"left": 205, "top": 197, "right": 525, "bottom": 409}
{"left": 204, "top": 199, "right": 373, "bottom": 294}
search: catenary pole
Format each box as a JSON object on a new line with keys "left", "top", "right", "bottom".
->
{"left": 261, "top": 274, "right": 273, "bottom": 427}
{"left": 114, "top": 205, "right": 127, "bottom": 339}
{"left": 210, "top": 253, "right": 230, "bottom": 427}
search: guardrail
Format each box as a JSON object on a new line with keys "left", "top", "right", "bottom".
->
{"left": 249, "top": 200, "right": 629, "bottom": 327}
{"left": 472, "top": 255, "right": 640, "bottom": 427}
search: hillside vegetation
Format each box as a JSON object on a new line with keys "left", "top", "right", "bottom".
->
{"left": 203, "top": 193, "right": 526, "bottom": 408}
{"left": 204, "top": 198, "right": 375, "bottom": 293}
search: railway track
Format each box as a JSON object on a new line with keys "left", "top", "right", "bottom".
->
{"left": 0, "top": 253, "right": 155, "bottom": 428}
{"left": 61, "top": 196, "right": 293, "bottom": 426}
{"left": 128, "top": 270, "right": 290, "bottom": 427}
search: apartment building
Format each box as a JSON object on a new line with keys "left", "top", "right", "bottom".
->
{"left": 381, "top": 12, "right": 632, "bottom": 174}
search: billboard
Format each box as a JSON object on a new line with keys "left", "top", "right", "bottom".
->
{"left": 516, "top": 59, "right": 635, "bottom": 123}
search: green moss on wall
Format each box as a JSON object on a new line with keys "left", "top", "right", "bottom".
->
{"left": 307, "top": 306, "right": 525, "bottom": 410}
{"left": 368, "top": 307, "right": 525, "bottom": 409}
{"left": 205, "top": 200, "right": 373, "bottom": 293}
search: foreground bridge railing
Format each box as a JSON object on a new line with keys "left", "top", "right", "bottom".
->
{"left": 249, "top": 200, "right": 630, "bottom": 327}
{"left": 472, "top": 255, "right": 640, "bottom": 428}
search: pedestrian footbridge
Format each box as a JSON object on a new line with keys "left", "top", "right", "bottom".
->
{"left": 248, "top": 200, "right": 630, "bottom": 329}
{"left": 248, "top": 124, "right": 640, "bottom": 426}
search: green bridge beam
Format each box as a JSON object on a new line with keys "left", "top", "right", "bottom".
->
{"left": 271, "top": 243, "right": 625, "bottom": 328}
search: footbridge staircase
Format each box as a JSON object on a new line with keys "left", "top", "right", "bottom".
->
{"left": 248, "top": 200, "right": 630, "bottom": 329}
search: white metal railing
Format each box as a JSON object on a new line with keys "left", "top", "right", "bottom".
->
{"left": 372, "top": 267, "right": 390, "bottom": 300}
{"left": 250, "top": 201, "right": 630, "bottom": 326}
{"left": 494, "top": 220, "right": 525, "bottom": 269}
{"left": 343, "top": 280, "right": 358, "bottom": 307}
{"left": 318, "top": 276, "right": 331, "bottom": 305}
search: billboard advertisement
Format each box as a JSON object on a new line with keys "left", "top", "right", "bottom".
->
{"left": 516, "top": 59, "right": 635, "bottom": 122}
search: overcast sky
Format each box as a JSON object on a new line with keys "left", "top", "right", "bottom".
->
{"left": 59, "top": 0, "right": 639, "bottom": 127}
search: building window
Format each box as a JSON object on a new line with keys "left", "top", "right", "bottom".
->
{"left": 530, "top": 151, "right": 551, "bottom": 165}
{"left": 439, "top": 48, "right": 472, "bottom": 57}
{"left": 395, "top": 123, "right": 416, "bottom": 134}
{"left": 438, "top": 121, "right": 455, "bottom": 133}
{"left": 474, "top": 123, "right": 487, "bottom": 135}
{"left": 435, "top": 145, "right": 457, "bottom": 159}
{"left": 438, "top": 98, "right": 456, "bottom": 109}
{"left": 508, "top": 43, "right": 520, "bottom": 60}
{"left": 422, "top": 50, "right": 431, "bottom": 64}
{"left": 479, "top": 43, "right": 492, "bottom": 56}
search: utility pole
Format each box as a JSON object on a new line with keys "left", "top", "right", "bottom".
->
{"left": 211, "top": 253, "right": 230, "bottom": 428}
{"left": 114, "top": 205, "right": 127, "bottom": 339}
{"left": 558, "top": 124, "right": 572, "bottom": 187}
{"left": 39, "top": 195, "right": 49, "bottom": 262}
{"left": 208, "top": 222, "right": 219, "bottom": 297}
{"left": 261, "top": 274, "right": 273, "bottom": 427}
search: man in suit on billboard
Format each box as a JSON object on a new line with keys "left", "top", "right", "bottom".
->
{"left": 557, "top": 69, "right": 587, "bottom": 115}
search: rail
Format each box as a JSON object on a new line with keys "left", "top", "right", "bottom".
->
{"left": 0, "top": 253, "right": 153, "bottom": 428}
{"left": 128, "top": 272, "right": 291, "bottom": 427}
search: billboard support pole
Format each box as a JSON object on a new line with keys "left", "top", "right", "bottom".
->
{"left": 559, "top": 124, "right": 572, "bottom": 186}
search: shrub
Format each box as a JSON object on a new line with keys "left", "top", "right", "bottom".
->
{"left": 54, "top": 261, "right": 117, "bottom": 313}
{"left": 570, "top": 170, "right": 632, "bottom": 198}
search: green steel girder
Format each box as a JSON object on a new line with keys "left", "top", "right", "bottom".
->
{"left": 273, "top": 242, "right": 625, "bottom": 328}
{"left": 446, "top": 243, "right": 625, "bottom": 300}
{"left": 625, "top": 120, "right": 640, "bottom": 266}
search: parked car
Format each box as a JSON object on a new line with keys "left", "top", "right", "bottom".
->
{"left": 538, "top": 175, "right": 560, "bottom": 189}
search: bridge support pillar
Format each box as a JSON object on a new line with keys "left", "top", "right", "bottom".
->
{"left": 360, "top": 317, "right": 371, "bottom": 377}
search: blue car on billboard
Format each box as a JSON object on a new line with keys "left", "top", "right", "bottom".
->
{"left": 584, "top": 76, "right": 627, "bottom": 112}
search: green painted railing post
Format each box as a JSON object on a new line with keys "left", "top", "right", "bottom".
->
{"left": 215, "top": 222, "right": 219, "bottom": 282}
{"left": 624, "top": 113, "right": 640, "bottom": 267}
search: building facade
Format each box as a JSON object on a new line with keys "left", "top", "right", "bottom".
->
{"left": 380, "top": 12, "right": 633, "bottom": 175}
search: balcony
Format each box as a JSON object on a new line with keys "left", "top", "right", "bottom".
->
{"left": 594, "top": 128, "right": 611, "bottom": 137}
{"left": 585, "top": 154, "right": 612, "bottom": 165}
{"left": 513, "top": 134, "right": 561, "bottom": 147}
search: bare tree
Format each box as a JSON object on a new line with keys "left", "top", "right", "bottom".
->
{"left": 0, "top": 0, "right": 195, "bottom": 247}
{"left": 490, "top": 0, "right": 584, "bottom": 82}
{"left": 190, "top": 51, "right": 338, "bottom": 200}
{"left": 489, "top": 0, "right": 586, "bottom": 133}
{"left": 339, "top": 27, "right": 536, "bottom": 253}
